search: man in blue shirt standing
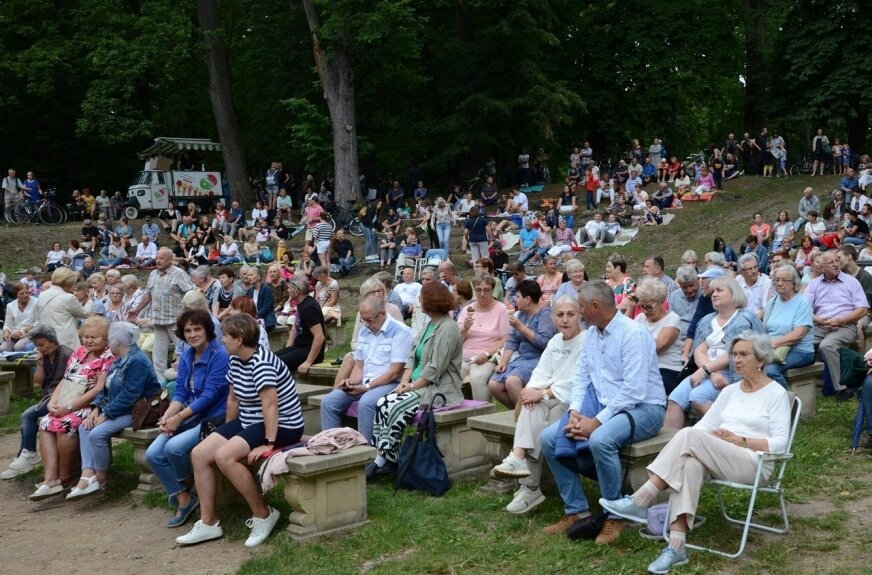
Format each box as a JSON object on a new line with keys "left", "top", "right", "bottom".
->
{"left": 540, "top": 281, "right": 666, "bottom": 543}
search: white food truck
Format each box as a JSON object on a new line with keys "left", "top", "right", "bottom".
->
{"left": 123, "top": 137, "right": 229, "bottom": 219}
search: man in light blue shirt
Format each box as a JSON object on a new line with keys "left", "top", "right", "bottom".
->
{"left": 517, "top": 220, "right": 539, "bottom": 264}
{"left": 320, "top": 296, "right": 414, "bottom": 441}
{"left": 142, "top": 215, "right": 160, "bottom": 244}
{"left": 540, "top": 281, "right": 666, "bottom": 541}
{"left": 667, "top": 266, "right": 701, "bottom": 339}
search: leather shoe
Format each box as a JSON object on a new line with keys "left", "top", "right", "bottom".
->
{"left": 364, "top": 462, "right": 378, "bottom": 481}
{"left": 375, "top": 461, "right": 397, "bottom": 477}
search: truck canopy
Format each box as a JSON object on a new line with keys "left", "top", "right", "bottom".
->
{"left": 137, "top": 137, "right": 221, "bottom": 159}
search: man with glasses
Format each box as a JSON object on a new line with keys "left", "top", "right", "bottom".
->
{"left": 320, "top": 295, "right": 413, "bottom": 445}
{"left": 805, "top": 251, "right": 869, "bottom": 401}
{"left": 736, "top": 253, "right": 772, "bottom": 316}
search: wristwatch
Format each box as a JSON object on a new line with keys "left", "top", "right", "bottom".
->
{"left": 542, "top": 388, "right": 551, "bottom": 400}
{"left": 264, "top": 438, "right": 276, "bottom": 446}
{"left": 702, "top": 365, "right": 711, "bottom": 376}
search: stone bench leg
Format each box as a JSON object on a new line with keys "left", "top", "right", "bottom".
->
{"left": 476, "top": 429, "right": 517, "bottom": 494}
{"left": 126, "top": 436, "right": 161, "bottom": 499}
{"left": 435, "top": 419, "right": 492, "bottom": 482}
{"left": 0, "top": 372, "right": 13, "bottom": 416}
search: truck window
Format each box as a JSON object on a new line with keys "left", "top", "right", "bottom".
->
{"left": 152, "top": 172, "right": 165, "bottom": 185}
{"left": 132, "top": 171, "right": 150, "bottom": 186}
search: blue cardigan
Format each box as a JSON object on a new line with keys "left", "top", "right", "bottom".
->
{"left": 94, "top": 346, "right": 161, "bottom": 420}
{"left": 247, "top": 284, "right": 276, "bottom": 331}
{"left": 171, "top": 338, "right": 230, "bottom": 419}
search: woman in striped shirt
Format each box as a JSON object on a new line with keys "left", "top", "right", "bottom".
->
{"left": 177, "top": 314, "right": 303, "bottom": 549}
{"left": 313, "top": 212, "right": 334, "bottom": 269}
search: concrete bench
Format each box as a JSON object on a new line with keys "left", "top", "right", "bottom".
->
{"left": 281, "top": 445, "right": 376, "bottom": 542}
{"left": 467, "top": 410, "right": 677, "bottom": 494}
{"left": 0, "top": 358, "right": 36, "bottom": 397}
{"left": 0, "top": 371, "right": 14, "bottom": 416}
{"left": 307, "top": 395, "right": 495, "bottom": 480}
{"left": 785, "top": 362, "right": 822, "bottom": 420}
{"left": 268, "top": 325, "right": 289, "bottom": 353}
{"left": 294, "top": 383, "right": 331, "bottom": 435}
{"left": 325, "top": 319, "right": 349, "bottom": 349}
{"left": 119, "top": 427, "right": 162, "bottom": 499}
{"left": 306, "top": 363, "right": 340, "bottom": 381}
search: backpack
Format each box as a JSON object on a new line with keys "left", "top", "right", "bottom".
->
{"left": 260, "top": 246, "right": 274, "bottom": 263}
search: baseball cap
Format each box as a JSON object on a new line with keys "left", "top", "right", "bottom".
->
{"left": 698, "top": 267, "right": 727, "bottom": 279}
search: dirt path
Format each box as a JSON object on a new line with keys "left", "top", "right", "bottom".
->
{"left": 0, "top": 433, "right": 255, "bottom": 575}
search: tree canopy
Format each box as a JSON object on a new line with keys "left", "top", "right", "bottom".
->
{"left": 0, "top": 0, "right": 868, "bottom": 198}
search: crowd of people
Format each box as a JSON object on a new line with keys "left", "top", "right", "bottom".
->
{"left": 1, "top": 137, "right": 871, "bottom": 572}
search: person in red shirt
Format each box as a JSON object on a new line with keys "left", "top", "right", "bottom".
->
{"left": 584, "top": 169, "right": 601, "bottom": 211}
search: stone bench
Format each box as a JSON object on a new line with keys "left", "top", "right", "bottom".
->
{"left": 308, "top": 395, "right": 496, "bottom": 480}
{"left": 306, "top": 363, "right": 341, "bottom": 381}
{"left": 0, "top": 371, "right": 15, "bottom": 416}
{"left": 325, "top": 319, "right": 349, "bottom": 349}
{"left": 467, "top": 410, "right": 677, "bottom": 494}
{"left": 267, "top": 325, "right": 289, "bottom": 353}
{"left": 0, "top": 358, "right": 36, "bottom": 397}
{"left": 785, "top": 362, "right": 822, "bottom": 420}
{"left": 281, "top": 445, "right": 376, "bottom": 542}
{"left": 119, "top": 426, "right": 162, "bottom": 499}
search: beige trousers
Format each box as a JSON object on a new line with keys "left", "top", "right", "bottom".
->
{"left": 513, "top": 398, "right": 566, "bottom": 487}
{"left": 461, "top": 361, "right": 497, "bottom": 401}
{"left": 647, "top": 427, "right": 760, "bottom": 529}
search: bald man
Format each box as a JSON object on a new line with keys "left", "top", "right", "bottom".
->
{"left": 131, "top": 247, "right": 195, "bottom": 377}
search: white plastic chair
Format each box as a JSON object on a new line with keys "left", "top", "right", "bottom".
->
{"left": 663, "top": 394, "right": 802, "bottom": 559}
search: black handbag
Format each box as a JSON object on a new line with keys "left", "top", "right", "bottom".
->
{"left": 675, "top": 355, "right": 698, "bottom": 384}
{"left": 393, "top": 393, "right": 451, "bottom": 497}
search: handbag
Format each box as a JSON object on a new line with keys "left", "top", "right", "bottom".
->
{"left": 131, "top": 388, "right": 170, "bottom": 431}
{"left": 55, "top": 375, "right": 89, "bottom": 408}
{"left": 764, "top": 298, "right": 793, "bottom": 365}
{"left": 393, "top": 393, "right": 451, "bottom": 496}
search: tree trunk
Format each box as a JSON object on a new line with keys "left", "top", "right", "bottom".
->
{"left": 847, "top": 103, "right": 868, "bottom": 156}
{"left": 197, "top": 0, "right": 250, "bottom": 210}
{"left": 741, "top": 0, "right": 766, "bottom": 130}
{"left": 299, "top": 0, "right": 360, "bottom": 209}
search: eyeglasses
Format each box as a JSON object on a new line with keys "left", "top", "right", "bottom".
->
{"left": 638, "top": 302, "right": 660, "bottom": 311}
{"left": 739, "top": 266, "right": 757, "bottom": 272}
{"left": 772, "top": 278, "right": 792, "bottom": 283}
{"left": 361, "top": 311, "right": 384, "bottom": 325}
{"left": 475, "top": 287, "right": 493, "bottom": 294}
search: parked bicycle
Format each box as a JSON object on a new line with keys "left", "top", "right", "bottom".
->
{"left": 4, "top": 188, "right": 67, "bottom": 225}
{"left": 788, "top": 154, "right": 813, "bottom": 177}
{"left": 326, "top": 200, "right": 364, "bottom": 236}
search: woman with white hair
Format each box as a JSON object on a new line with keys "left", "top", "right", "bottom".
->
{"left": 601, "top": 331, "right": 791, "bottom": 574}
{"left": 553, "top": 259, "right": 586, "bottom": 301}
{"left": 664, "top": 277, "right": 765, "bottom": 428}
{"left": 635, "top": 279, "right": 684, "bottom": 394}
{"left": 67, "top": 321, "right": 161, "bottom": 500}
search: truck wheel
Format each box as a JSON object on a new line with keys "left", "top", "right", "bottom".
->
{"left": 124, "top": 206, "right": 139, "bottom": 220}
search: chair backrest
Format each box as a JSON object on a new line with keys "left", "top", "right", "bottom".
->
{"left": 770, "top": 393, "right": 802, "bottom": 487}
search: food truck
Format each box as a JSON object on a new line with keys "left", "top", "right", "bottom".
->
{"left": 123, "top": 137, "right": 229, "bottom": 219}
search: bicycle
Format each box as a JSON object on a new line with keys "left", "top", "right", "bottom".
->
{"left": 250, "top": 177, "right": 268, "bottom": 205}
{"left": 326, "top": 200, "right": 364, "bottom": 236}
{"left": 788, "top": 154, "right": 813, "bottom": 176}
{"left": 4, "top": 188, "right": 66, "bottom": 225}
{"left": 463, "top": 168, "right": 486, "bottom": 196}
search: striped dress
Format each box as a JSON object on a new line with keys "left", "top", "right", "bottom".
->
{"left": 226, "top": 345, "right": 303, "bottom": 431}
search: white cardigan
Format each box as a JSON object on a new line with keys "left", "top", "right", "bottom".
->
{"left": 33, "top": 286, "right": 89, "bottom": 350}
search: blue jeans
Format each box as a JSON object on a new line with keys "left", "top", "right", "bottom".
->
{"left": 145, "top": 417, "right": 203, "bottom": 500}
{"left": 339, "top": 255, "right": 356, "bottom": 272}
{"left": 20, "top": 400, "right": 50, "bottom": 453}
{"left": 436, "top": 223, "right": 451, "bottom": 251}
{"left": 793, "top": 217, "right": 807, "bottom": 233}
{"left": 218, "top": 255, "right": 241, "bottom": 265}
{"left": 99, "top": 256, "right": 125, "bottom": 267}
{"left": 862, "top": 375, "right": 872, "bottom": 433}
{"left": 844, "top": 236, "right": 866, "bottom": 246}
{"left": 79, "top": 414, "right": 133, "bottom": 472}
{"left": 764, "top": 348, "right": 815, "bottom": 389}
{"left": 362, "top": 226, "right": 377, "bottom": 257}
{"left": 540, "top": 402, "right": 665, "bottom": 515}
{"left": 320, "top": 385, "right": 395, "bottom": 443}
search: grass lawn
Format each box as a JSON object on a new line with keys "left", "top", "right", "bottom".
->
{"left": 1, "top": 173, "right": 864, "bottom": 573}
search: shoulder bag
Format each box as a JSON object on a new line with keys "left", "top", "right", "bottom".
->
{"left": 393, "top": 393, "right": 451, "bottom": 496}
{"left": 131, "top": 388, "right": 170, "bottom": 430}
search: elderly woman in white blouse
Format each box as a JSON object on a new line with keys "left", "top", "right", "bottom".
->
{"left": 2, "top": 283, "right": 37, "bottom": 352}
{"left": 601, "top": 331, "right": 791, "bottom": 574}
{"left": 490, "top": 295, "right": 586, "bottom": 515}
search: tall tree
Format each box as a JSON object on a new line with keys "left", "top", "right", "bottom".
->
{"left": 197, "top": 0, "right": 251, "bottom": 208}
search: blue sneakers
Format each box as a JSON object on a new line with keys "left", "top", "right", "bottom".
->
{"left": 648, "top": 548, "right": 689, "bottom": 574}
{"left": 598, "top": 495, "right": 648, "bottom": 524}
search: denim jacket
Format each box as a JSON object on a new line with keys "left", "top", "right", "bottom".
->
{"left": 691, "top": 309, "right": 764, "bottom": 383}
{"left": 94, "top": 346, "right": 161, "bottom": 420}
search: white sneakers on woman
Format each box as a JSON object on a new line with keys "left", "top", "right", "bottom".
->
{"left": 29, "top": 483, "right": 63, "bottom": 501}
{"left": 176, "top": 506, "right": 279, "bottom": 548}
{"left": 176, "top": 520, "right": 224, "bottom": 545}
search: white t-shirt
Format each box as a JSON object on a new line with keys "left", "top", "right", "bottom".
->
{"left": 737, "top": 274, "right": 773, "bottom": 316}
{"left": 515, "top": 192, "right": 529, "bottom": 211}
{"left": 526, "top": 330, "right": 587, "bottom": 403}
{"left": 393, "top": 281, "right": 422, "bottom": 306}
{"left": 636, "top": 311, "right": 683, "bottom": 371}
{"left": 585, "top": 220, "right": 605, "bottom": 237}
{"left": 518, "top": 154, "right": 530, "bottom": 169}
{"left": 220, "top": 242, "right": 239, "bottom": 257}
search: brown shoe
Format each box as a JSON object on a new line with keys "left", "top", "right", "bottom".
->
{"left": 594, "top": 518, "right": 625, "bottom": 545}
{"left": 543, "top": 514, "right": 580, "bottom": 535}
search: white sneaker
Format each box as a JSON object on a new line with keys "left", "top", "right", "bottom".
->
{"left": 244, "top": 506, "right": 280, "bottom": 547}
{"left": 176, "top": 520, "right": 224, "bottom": 546}
{"left": 492, "top": 454, "right": 531, "bottom": 478}
{"left": 506, "top": 486, "right": 545, "bottom": 514}
{"left": 29, "top": 483, "right": 63, "bottom": 501}
{"left": 1, "top": 449, "right": 40, "bottom": 479}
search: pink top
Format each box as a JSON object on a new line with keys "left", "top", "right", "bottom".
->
{"left": 555, "top": 227, "right": 575, "bottom": 246}
{"left": 457, "top": 301, "right": 510, "bottom": 360}
{"left": 750, "top": 223, "right": 771, "bottom": 239}
{"left": 305, "top": 204, "right": 325, "bottom": 229}
{"left": 537, "top": 273, "right": 562, "bottom": 305}
{"left": 698, "top": 173, "right": 716, "bottom": 188}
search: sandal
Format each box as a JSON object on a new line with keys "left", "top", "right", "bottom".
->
{"left": 66, "top": 475, "right": 102, "bottom": 500}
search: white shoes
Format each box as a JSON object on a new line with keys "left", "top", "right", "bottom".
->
{"left": 244, "top": 507, "right": 280, "bottom": 547}
{"left": 492, "top": 454, "right": 532, "bottom": 478}
{"left": 66, "top": 476, "right": 102, "bottom": 500}
{"left": 176, "top": 520, "right": 224, "bottom": 546}
{"left": 506, "top": 486, "right": 545, "bottom": 514}
{"left": 29, "top": 483, "right": 63, "bottom": 501}
{"left": 1, "top": 449, "right": 41, "bottom": 479}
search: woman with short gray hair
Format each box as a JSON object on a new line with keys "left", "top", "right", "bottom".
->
{"left": 554, "top": 259, "right": 586, "bottom": 301}
{"left": 762, "top": 264, "right": 814, "bottom": 387}
{"left": 635, "top": 279, "right": 684, "bottom": 393}
{"left": 600, "top": 330, "right": 791, "bottom": 573}
{"left": 68, "top": 321, "right": 160, "bottom": 500}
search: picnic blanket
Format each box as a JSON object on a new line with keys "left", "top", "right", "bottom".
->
{"left": 574, "top": 227, "right": 641, "bottom": 248}
{"left": 679, "top": 191, "right": 717, "bottom": 202}
{"left": 502, "top": 231, "right": 520, "bottom": 251}
{"left": 523, "top": 184, "right": 545, "bottom": 193}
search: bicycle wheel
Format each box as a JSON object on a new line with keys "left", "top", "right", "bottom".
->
{"left": 789, "top": 164, "right": 799, "bottom": 177}
{"left": 6, "top": 204, "right": 28, "bottom": 224}
{"left": 39, "top": 203, "right": 66, "bottom": 225}
{"left": 347, "top": 219, "right": 364, "bottom": 236}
